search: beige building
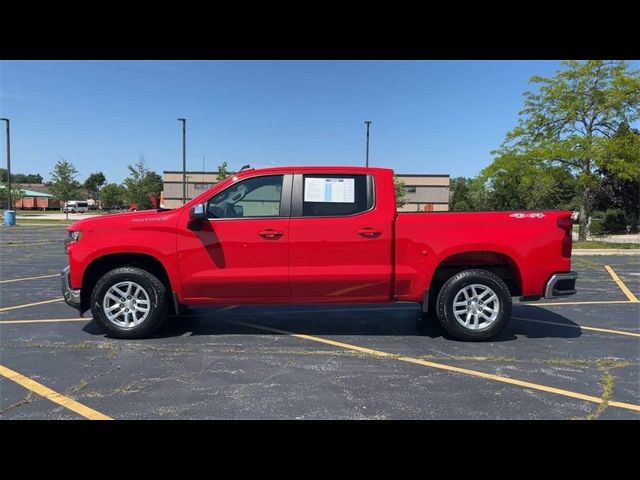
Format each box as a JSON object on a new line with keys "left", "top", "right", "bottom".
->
{"left": 396, "top": 174, "right": 450, "bottom": 212}
{"left": 161, "top": 171, "right": 222, "bottom": 209}
{"left": 162, "top": 171, "right": 450, "bottom": 211}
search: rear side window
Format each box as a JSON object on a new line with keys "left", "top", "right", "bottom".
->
{"left": 302, "top": 174, "right": 373, "bottom": 217}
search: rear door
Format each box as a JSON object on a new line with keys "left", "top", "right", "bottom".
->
{"left": 288, "top": 172, "right": 392, "bottom": 300}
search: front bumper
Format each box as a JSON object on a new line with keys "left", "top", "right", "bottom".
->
{"left": 544, "top": 271, "right": 578, "bottom": 299}
{"left": 61, "top": 265, "right": 82, "bottom": 310}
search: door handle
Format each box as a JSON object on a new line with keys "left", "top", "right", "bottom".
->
{"left": 358, "top": 228, "right": 382, "bottom": 238}
{"left": 258, "top": 229, "right": 284, "bottom": 239}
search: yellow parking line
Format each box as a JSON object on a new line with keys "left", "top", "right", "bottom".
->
{"left": 605, "top": 265, "right": 639, "bottom": 303}
{"left": 527, "top": 300, "right": 634, "bottom": 306}
{"left": 0, "top": 273, "right": 59, "bottom": 284}
{"left": 233, "top": 320, "right": 640, "bottom": 413}
{"left": 0, "top": 298, "right": 64, "bottom": 312}
{"left": 513, "top": 317, "right": 640, "bottom": 338}
{"left": 0, "top": 364, "right": 112, "bottom": 420}
{"left": 0, "top": 318, "right": 88, "bottom": 325}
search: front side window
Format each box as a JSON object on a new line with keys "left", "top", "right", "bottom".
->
{"left": 206, "top": 175, "right": 283, "bottom": 218}
{"left": 302, "top": 174, "right": 372, "bottom": 217}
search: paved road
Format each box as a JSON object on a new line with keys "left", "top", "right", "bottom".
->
{"left": 1, "top": 226, "right": 638, "bottom": 419}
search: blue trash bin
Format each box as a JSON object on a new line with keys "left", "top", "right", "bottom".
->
{"left": 3, "top": 210, "right": 16, "bottom": 226}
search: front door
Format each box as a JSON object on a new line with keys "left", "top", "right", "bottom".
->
{"left": 177, "top": 174, "right": 292, "bottom": 300}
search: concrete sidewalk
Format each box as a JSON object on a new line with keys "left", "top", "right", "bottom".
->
{"left": 573, "top": 249, "right": 640, "bottom": 256}
{"left": 573, "top": 232, "right": 640, "bottom": 244}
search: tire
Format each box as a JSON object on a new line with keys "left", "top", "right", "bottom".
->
{"left": 90, "top": 266, "right": 167, "bottom": 339}
{"left": 435, "top": 269, "right": 511, "bottom": 341}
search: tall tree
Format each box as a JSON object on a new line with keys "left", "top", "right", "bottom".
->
{"left": 495, "top": 60, "right": 640, "bottom": 240}
{"left": 50, "top": 159, "right": 81, "bottom": 219}
{"left": 481, "top": 156, "right": 580, "bottom": 211}
{"left": 216, "top": 161, "right": 229, "bottom": 182}
{"left": 84, "top": 172, "right": 107, "bottom": 200}
{"left": 100, "top": 183, "right": 127, "bottom": 209}
{"left": 123, "top": 158, "right": 163, "bottom": 210}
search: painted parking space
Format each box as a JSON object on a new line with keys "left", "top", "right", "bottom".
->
{"left": 0, "top": 225, "right": 638, "bottom": 419}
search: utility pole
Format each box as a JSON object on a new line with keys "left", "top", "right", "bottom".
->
{"left": 0, "top": 118, "right": 10, "bottom": 210}
{"left": 364, "top": 121, "right": 372, "bottom": 167}
{"left": 177, "top": 118, "right": 187, "bottom": 203}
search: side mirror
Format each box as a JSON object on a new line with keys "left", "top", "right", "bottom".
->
{"left": 188, "top": 203, "right": 206, "bottom": 230}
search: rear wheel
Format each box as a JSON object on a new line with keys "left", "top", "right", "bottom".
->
{"left": 435, "top": 269, "right": 511, "bottom": 341}
{"left": 91, "top": 267, "right": 167, "bottom": 339}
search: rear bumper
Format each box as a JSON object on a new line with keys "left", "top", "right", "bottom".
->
{"left": 61, "top": 265, "right": 82, "bottom": 310}
{"left": 544, "top": 271, "right": 578, "bottom": 299}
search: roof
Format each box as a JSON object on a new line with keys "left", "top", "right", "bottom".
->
{"left": 0, "top": 185, "right": 53, "bottom": 197}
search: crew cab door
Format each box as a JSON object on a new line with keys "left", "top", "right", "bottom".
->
{"left": 288, "top": 173, "right": 392, "bottom": 300}
{"left": 177, "top": 174, "right": 292, "bottom": 300}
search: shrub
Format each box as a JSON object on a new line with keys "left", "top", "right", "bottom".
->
{"left": 602, "top": 209, "right": 628, "bottom": 234}
{"left": 590, "top": 219, "right": 605, "bottom": 236}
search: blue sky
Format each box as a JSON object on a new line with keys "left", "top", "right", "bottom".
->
{"left": 0, "top": 60, "right": 591, "bottom": 183}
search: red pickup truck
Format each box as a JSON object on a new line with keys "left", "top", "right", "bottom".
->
{"left": 62, "top": 166, "right": 577, "bottom": 340}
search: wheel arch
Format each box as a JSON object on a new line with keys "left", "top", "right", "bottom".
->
{"left": 81, "top": 253, "right": 175, "bottom": 314}
{"left": 427, "top": 250, "right": 522, "bottom": 306}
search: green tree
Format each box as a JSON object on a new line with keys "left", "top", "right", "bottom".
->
{"left": 495, "top": 60, "right": 640, "bottom": 240}
{"left": 481, "top": 156, "right": 580, "bottom": 211}
{"left": 450, "top": 176, "right": 491, "bottom": 211}
{"left": 394, "top": 176, "right": 407, "bottom": 208}
{"left": 100, "top": 183, "right": 126, "bottom": 209}
{"left": 50, "top": 159, "right": 81, "bottom": 219}
{"left": 123, "top": 158, "right": 163, "bottom": 210}
{"left": 450, "top": 177, "right": 471, "bottom": 211}
{"left": 0, "top": 170, "right": 43, "bottom": 184}
{"left": 84, "top": 172, "right": 107, "bottom": 200}
{"left": 216, "top": 161, "right": 229, "bottom": 182}
{"left": 0, "top": 185, "right": 26, "bottom": 209}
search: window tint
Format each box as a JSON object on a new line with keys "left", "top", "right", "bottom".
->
{"left": 302, "top": 174, "right": 372, "bottom": 217}
{"left": 207, "top": 175, "right": 283, "bottom": 218}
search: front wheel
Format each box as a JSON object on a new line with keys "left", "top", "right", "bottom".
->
{"left": 90, "top": 267, "right": 167, "bottom": 339}
{"left": 435, "top": 269, "right": 512, "bottom": 341}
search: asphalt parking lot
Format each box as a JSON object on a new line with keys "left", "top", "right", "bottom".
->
{"left": 1, "top": 225, "right": 639, "bottom": 420}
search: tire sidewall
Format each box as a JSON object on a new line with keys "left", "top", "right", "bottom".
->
{"left": 436, "top": 269, "right": 512, "bottom": 341}
{"left": 91, "top": 267, "right": 167, "bottom": 339}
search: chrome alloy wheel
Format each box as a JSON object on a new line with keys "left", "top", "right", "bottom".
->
{"left": 452, "top": 283, "right": 500, "bottom": 331}
{"left": 102, "top": 281, "right": 150, "bottom": 328}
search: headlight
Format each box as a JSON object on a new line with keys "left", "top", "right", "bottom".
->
{"left": 65, "top": 230, "right": 82, "bottom": 254}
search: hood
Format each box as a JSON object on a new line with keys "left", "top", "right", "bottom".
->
{"left": 68, "top": 209, "right": 180, "bottom": 232}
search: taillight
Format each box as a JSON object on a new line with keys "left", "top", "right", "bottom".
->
{"left": 557, "top": 217, "right": 572, "bottom": 258}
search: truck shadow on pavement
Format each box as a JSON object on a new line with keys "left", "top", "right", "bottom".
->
{"left": 82, "top": 304, "right": 582, "bottom": 342}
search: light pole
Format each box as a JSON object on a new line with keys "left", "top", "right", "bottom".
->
{"left": 364, "top": 121, "right": 372, "bottom": 167}
{"left": 177, "top": 118, "right": 186, "bottom": 203}
{"left": 0, "top": 118, "right": 10, "bottom": 210}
